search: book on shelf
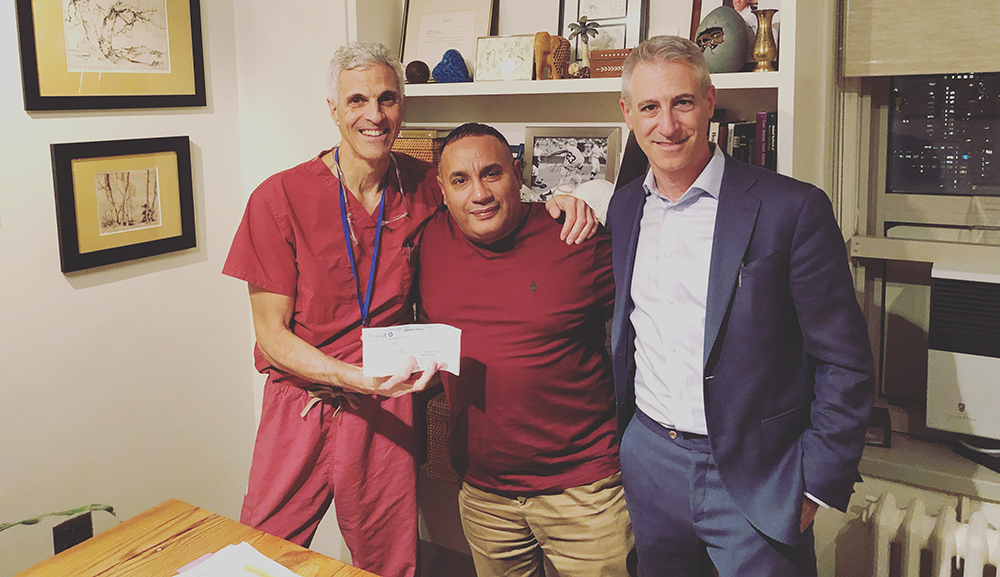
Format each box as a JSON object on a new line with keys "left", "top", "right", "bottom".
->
{"left": 730, "top": 121, "right": 756, "bottom": 164}
{"left": 764, "top": 111, "right": 777, "bottom": 171}
{"left": 709, "top": 121, "right": 730, "bottom": 153}
{"left": 397, "top": 128, "right": 453, "bottom": 139}
{"left": 756, "top": 112, "right": 768, "bottom": 167}
{"left": 718, "top": 123, "right": 729, "bottom": 154}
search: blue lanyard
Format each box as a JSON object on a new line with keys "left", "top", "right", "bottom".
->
{"left": 334, "top": 147, "right": 387, "bottom": 328}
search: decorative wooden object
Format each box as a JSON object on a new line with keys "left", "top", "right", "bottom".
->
{"left": 590, "top": 49, "right": 632, "bottom": 78}
{"left": 534, "top": 32, "right": 571, "bottom": 80}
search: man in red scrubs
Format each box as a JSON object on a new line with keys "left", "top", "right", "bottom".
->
{"left": 223, "top": 42, "right": 596, "bottom": 577}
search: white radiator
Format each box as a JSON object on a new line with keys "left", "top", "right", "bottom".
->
{"left": 863, "top": 492, "right": 1000, "bottom": 577}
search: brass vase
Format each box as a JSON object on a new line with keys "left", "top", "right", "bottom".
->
{"left": 752, "top": 9, "right": 778, "bottom": 72}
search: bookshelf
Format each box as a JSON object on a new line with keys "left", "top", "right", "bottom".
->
{"left": 351, "top": 0, "right": 837, "bottom": 196}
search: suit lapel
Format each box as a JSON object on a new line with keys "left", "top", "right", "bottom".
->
{"left": 611, "top": 180, "right": 646, "bottom": 343}
{"left": 704, "top": 157, "right": 761, "bottom": 368}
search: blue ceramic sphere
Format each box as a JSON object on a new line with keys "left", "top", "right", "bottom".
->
{"left": 695, "top": 6, "right": 752, "bottom": 74}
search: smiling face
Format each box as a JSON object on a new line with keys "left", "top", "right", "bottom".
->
{"left": 329, "top": 64, "right": 403, "bottom": 167}
{"left": 620, "top": 60, "right": 716, "bottom": 200}
{"left": 438, "top": 134, "right": 526, "bottom": 245}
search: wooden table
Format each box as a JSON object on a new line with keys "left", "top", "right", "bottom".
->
{"left": 16, "top": 499, "right": 376, "bottom": 576}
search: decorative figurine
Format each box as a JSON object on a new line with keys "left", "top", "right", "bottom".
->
{"left": 432, "top": 49, "right": 472, "bottom": 83}
{"left": 534, "top": 32, "right": 571, "bottom": 80}
{"left": 695, "top": 6, "right": 752, "bottom": 73}
{"left": 405, "top": 60, "right": 430, "bottom": 84}
{"left": 567, "top": 16, "right": 601, "bottom": 69}
{"left": 568, "top": 62, "right": 591, "bottom": 79}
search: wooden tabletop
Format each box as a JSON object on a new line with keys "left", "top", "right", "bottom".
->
{"left": 16, "top": 499, "right": 376, "bottom": 577}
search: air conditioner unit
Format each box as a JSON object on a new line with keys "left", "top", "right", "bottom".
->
{"left": 926, "top": 265, "right": 1000, "bottom": 441}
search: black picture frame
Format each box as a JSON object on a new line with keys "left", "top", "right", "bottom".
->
{"left": 51, "top": 136, "right": 196, "bottom": 273}
{"left": 15, "top": 0, "right": 206, "bottom": 111}
{"left": 559, "top": 0, "right": 649, "bottom": 61}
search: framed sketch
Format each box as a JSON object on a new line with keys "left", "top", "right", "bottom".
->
{"left": 523, "top": 127, "right": 622, "bottom": 200}
{"left": 51, "top": 136, "right": 196, "bottom": 273}
{"left": 15, "top": 0, "right": 205, "bottom": 111}
{"left": 401, "top": 0, "right": 493, "bottom": 79}
{"left": 475, "top": 35, "right": 534, "bottom": 81}
{"left": 560, "top": 0, "right": 648, "bottom": 61}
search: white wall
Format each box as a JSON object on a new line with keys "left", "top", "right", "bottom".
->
{"left": 0, "top": 1, "right": 352, "bottom": 573}
{"left": 232, "top": 0, "right": 353, "bottom": 564}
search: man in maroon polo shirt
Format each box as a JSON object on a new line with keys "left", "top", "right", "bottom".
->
{"left": 418, "top": 123, "right": 632, "bottom": 577}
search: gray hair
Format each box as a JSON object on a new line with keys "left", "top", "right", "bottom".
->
{"left": 327, "top": 41, "right": 406, "bottom": 103}
{"left": 621, "top": 35, "right": 712, "bottom": 107}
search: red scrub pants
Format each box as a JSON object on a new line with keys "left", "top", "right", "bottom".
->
{"left": 241, "top": 381, "right": 418, "bottom": 577}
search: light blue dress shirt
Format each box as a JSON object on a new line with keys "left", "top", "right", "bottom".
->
{"left": 630, "top": 144, "right": 725, "bottom": 436}
{"left": 628, "top": 145, "right": 830, "bottom": 511}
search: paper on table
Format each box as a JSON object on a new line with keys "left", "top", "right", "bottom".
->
{"left": 362, "top": 323, "right": 461, "bottom": 377}
{"left": 177, "top": 541, "right": 298, "bottom": 576}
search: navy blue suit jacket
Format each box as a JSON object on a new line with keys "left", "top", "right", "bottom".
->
{"left": 607, "top": 154, "right": 875, "bottom": 545}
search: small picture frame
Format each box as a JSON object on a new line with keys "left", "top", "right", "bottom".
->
{"left": 523, "top": 126, "right": 622, "bottom": 200}
{"left": 475, "top": 35, "right": 535, "bottom": 82}
{"left": 15, "top": 0, "right": 206, "bottom": 111}
{"left": 51, "top": 136, "right": 196, "bottom": 273}
{"left": 559, "top": 0, "right": 648, "bottom": 62}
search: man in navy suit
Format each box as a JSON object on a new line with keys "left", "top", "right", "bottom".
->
{"left": 607, "top": 35, "right": 875, "bottom": 576}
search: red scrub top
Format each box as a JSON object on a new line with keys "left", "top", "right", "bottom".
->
{"left": 223, "top": 151, "right": 443, "bottom": 387}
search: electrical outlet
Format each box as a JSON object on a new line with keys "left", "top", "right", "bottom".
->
{"left": 53, "top": 512, "right": 93, "bottom": 554}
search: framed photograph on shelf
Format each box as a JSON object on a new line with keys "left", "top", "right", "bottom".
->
{"left": 523, "top": 126, "right": 622, "bottom": 200}
{"left": 51, "top": 136, "right": 196, "bottom": 273}
{"left": 475, "top": 35, "right": 534, "bottom": 81}
{"left": 559, "top": 0, "right": 648, "bottom": 61}
{"left": 15, "top": 0, "right": 205, "bottom": 111}
{"left": 401, "top": 0, "right": 493, "bottom": 79}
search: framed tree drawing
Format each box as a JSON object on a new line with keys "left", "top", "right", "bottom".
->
{"left": 51, "top": 136, "right": 196, "bottom": 273}
{"left": 559, "top": 0, "right": 648, "bottom": 62}
{"left": 15, "top": 0, "right": 206, "bottom": 111}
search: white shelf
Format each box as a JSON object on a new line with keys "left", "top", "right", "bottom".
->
{"left": 403, "top": 71, "right": 782, "bottom": 98}
{"left": 861, "top": 434, "right": 1000, "bottom": 503}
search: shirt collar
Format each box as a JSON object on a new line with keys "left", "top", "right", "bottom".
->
{"left": 642, "top": 143, "right": 725, "bottom": 204}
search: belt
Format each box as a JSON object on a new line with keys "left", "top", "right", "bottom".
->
{"left": 635, "top": 408, "right": 708, "bottom": 440}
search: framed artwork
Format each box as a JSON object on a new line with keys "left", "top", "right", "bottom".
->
{"left": 400, "top": 0, "right": 493, "bottom": 78}
{"left": 15, "top": 0, "right": 206, "bottom": 111}
{"left": 51, "top": 136, "right": 196, "bottom": 273}
{"left": 559, "top": 0, "right": 648, "bottom": 61}
{"left": 523, "top": 126, "right": 622, "bottom": 200}
{"left": 475, "top": 35, "right": 535, "bottom": 81}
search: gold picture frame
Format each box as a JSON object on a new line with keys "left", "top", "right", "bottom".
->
{"left": 15, "top": 0, "right": 206, "bottom": 111}
{"left": 51, "top": 136, "right": 196, "bottom": 273}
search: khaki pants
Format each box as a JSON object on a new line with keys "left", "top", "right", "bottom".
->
{"left": 458, "top": 472, "right": 634, "bottom": 577}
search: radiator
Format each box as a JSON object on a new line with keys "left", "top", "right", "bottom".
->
{"left": 863, "top": 492, "right": 1000, "bottom": 577}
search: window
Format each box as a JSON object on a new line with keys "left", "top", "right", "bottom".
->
{"left": 881, "top": 72, "right": 1000, "bottom": 246}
